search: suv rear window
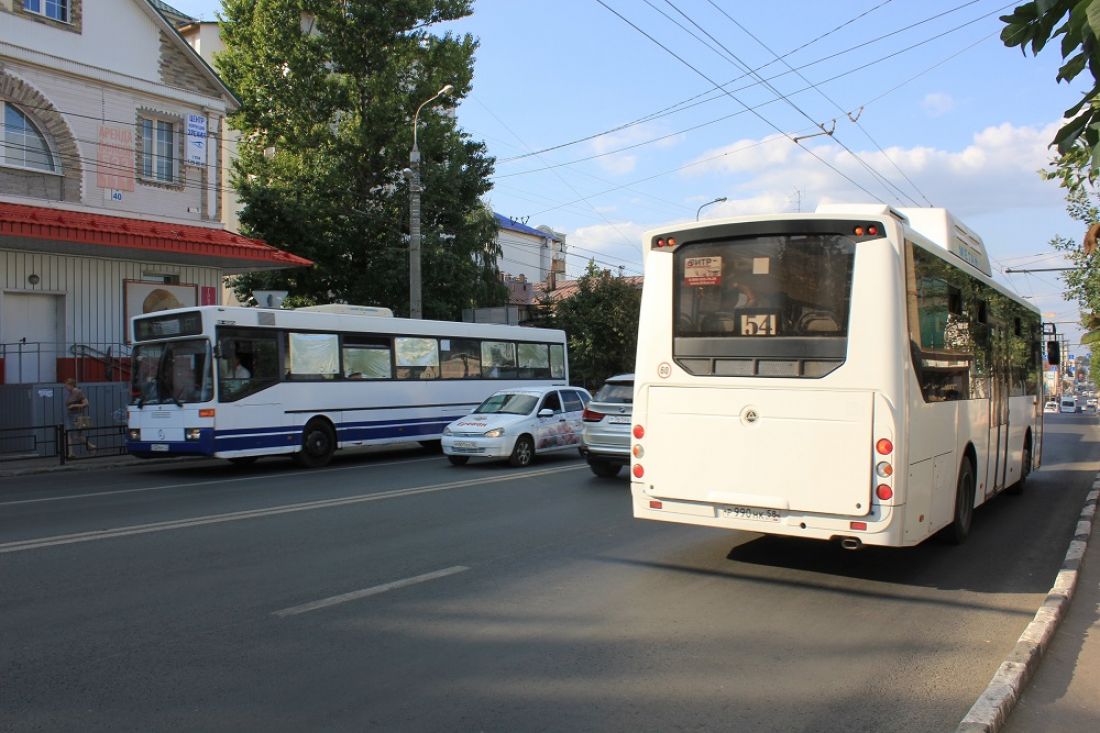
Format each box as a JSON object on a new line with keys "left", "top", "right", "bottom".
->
{"left": 594, "top": 381, "right": 633, "bottom": 403}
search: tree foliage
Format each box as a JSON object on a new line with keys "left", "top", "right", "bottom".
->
{"left": 1041, "top": 147, "right": 1100, "bottom": 375}
{"left": 549, "top": 262, "right": 642, "bottom": 389}
{"left": 216, "top": 0, "right": 506, "bottom": 318}
{"left": 1001, "top": 0, "right": 1100, "bottom": 166}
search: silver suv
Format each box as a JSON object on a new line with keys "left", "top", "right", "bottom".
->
{"left": 579, "top": 374, "right": 634, "bottom": 478}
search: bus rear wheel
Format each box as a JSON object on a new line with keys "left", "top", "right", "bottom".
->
{"left": 944, "top": 457, "right": 975, "bottom": 545}
{"left": 1006, "top": 438, "right": 1031, "bottom": 496}
{"left": 296, "top": 419, "right": 336, "bottom": 468}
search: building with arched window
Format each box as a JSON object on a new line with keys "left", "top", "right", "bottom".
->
{"left": 0, "top": 0, "right": 312, "bottom": 447}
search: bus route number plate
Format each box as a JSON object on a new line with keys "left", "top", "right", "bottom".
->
{"left": 719, "top": 505, "right": 780, "bottom": 522}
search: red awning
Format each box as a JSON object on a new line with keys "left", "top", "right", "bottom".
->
{"left": 0, "top": 201, "right": 313, "bottom": 271}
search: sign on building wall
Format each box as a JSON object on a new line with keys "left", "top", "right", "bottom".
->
{"left": 96, "top": 126, "right": 135, "bottom": 191}
{"left": 187, "top": 113, "right": 207, "bottom": 166}
{"left": 200, "top": 286, "right": 217, "bottom": 305}
{"left": 123, "top": 281, "right": 198, "bottom": 342}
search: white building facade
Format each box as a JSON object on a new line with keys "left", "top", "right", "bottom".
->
{"left": 0, "top": 0, "right": 309, "bottom": 440}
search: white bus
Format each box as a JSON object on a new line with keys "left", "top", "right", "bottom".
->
{"left": 126, "top": 305, "right": 568, "bottom": 467}
{"left": 631, "top": 204, "right": 1045, "bottom": 548}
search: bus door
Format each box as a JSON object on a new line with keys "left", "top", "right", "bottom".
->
{"left": 987, "top": 322, "right": 1011, "bottom": 495}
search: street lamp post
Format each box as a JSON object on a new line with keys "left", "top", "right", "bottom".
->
{"left": 407, "top": 83, "right": 454, "bottom": 319}
{"left": 696, "top": 196, "right": 727, "bottom": 221}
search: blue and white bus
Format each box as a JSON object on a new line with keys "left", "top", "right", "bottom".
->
{"left": 126, "top": 305, "right": 569, "bottom": 467}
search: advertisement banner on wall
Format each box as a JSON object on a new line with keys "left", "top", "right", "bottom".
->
{"left": 186, "top": 113, "right": 207, "bottom": 166}
{"left": 96, "top": 126, "right": 135, "bottom": 191}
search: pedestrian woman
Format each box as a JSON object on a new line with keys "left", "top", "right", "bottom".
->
{"left": 63, "top": 378, "right": 94, "bottom": 457}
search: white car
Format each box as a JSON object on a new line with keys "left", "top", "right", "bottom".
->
{"left": 442, "top": 385, "right": 592, "bottom": 467}
{"left": 1043, "top": 400, "right": 1059, "bottom": 413}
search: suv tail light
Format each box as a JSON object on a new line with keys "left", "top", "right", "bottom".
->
{"left": 582, "top": 407, "right": 605, "bottom": 422}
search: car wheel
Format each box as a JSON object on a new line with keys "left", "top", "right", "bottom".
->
{"left": 589, "top": 460, "right": 621, "bottom": 478}
{"left": 447, "top": 455, "right": 469, "bottom": 466}
{"left": 508, "top": 435, "right": 535, "bottom": 467}
{"left": 943, "top": 457, "right": 975, "bottom": 544}
{"left": 295, "top": 419, "right": 336, "bottom": 468}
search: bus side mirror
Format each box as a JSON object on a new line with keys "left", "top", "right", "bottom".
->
{"left": 1047, "top": 341, "right": 1060, "bottom": 366}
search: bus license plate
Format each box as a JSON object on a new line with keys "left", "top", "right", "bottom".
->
{"left": 719, "top": 505, "right": 780, "bottom": 522}
{"left": 151, "top": 444, "right": 170, "bottom": 452}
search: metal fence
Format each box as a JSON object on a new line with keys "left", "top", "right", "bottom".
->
{"left": 0, "top": 422, "right": 127, "bottom": 464}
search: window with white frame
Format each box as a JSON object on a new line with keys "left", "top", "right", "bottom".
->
{"left": 2, "top": 101, "right": 58, "bottom": 173}
{"left": 23, "top": 0, "right": 69, "bottom": 23}
{"left": 138, "top": 114, "right": 178, "bottom": 184}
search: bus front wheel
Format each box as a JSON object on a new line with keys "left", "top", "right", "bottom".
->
{"left": 944, "top": 458, "right": 975, "bottom": 545}
{"left": 296, "top": 419, "right": 336, "bottom": 468}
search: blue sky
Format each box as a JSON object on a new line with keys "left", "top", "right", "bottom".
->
{"left": 171, "top": 0, "right": 1090, "bottom": 349}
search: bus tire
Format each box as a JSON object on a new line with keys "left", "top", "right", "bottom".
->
{"left": 447, "top": 455, "right": 469, "bottom": 466}
{"left": 227, "top": 456, "right": 258, "bottom": 467}
{"left": 944, "top": 457, "right": 976, "bottom": 545}
{"left": 508, "top": 435, "right": 535, "bottom": 467}
{"left": 1006, "top": 436, "right": 1031, "bottom": 496}
{"left": 296, "top": 419, "right": 336, "bottom": 468}
{"left": 589, "top": 460, "right": 621, "bottom": 478}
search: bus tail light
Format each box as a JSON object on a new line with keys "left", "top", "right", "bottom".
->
{"left": 875, "top": 438, "right": 893, "bottom": 455}
{"left": 850, "top": 521, "right": 867, "bottom": 531}
{"left": 876, "top": 484, "right": 894, "bottom": 501}
{"left": 633, "top": 464, "right": 645, "bottom": 479}
{"left": 875, "top": 462, "right": 893, "bottom": 478}
{"left": 633, "top": 445, "right": 644, "bottom": 458}
{"left": 649, "top": 500, "right": 662, "bottom": 509}
{"left": 582, "top": 407, "right": 605, "bottom": 422}
{"left": 633, "top": 424, "right": 645, "bottom": 439}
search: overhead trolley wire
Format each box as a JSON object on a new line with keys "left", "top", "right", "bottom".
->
{"left": 593, "top": 0, "right": 886, "bottom": 203}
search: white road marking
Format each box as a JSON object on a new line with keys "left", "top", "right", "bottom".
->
{"left": 0, "top": 455, "right": 440, "bottom": 507}
{"left": 273, "top": 566, "right": 470, "bottom": 617}
{"left": 0, "top": 464, "right": 582, "bottom": 554}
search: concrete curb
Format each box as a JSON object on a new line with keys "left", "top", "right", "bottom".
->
{"left": 956, "top": 483, "right": 1100, "bottom": 733}
{"left": 0, "top": 455, "right": 202, "bottom": 479}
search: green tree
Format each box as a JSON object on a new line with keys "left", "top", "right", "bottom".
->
{"left": 217, "top": 0, "right": 506, "bottom": 318}
{"left": 1001, "top": 0, "right": 1100, "bottom": 165}
{"left": 550, "top": 262, "right": 642, "bottom": 389}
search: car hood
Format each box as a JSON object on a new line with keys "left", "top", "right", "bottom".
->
{"left": 448, "top": 413, "right": 530, "bottom": 432}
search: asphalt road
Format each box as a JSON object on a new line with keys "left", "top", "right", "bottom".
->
{"left": 1, "top": 416, "right": 1097, "bottom": 732}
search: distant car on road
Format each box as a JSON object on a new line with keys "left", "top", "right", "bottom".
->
{"left": 1060, "top": 397, "right": 1078, "bottom": 413}
{"left": 441, "top": 385, "right": 591, "bottom": 467}
{"left": 1044, "top": 400, "right": 1059, "bottom": 413}
{"left": 579, "top": 374, "right": 634, "bottom": 478}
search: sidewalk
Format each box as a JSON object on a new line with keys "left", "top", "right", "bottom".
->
{"left": 960, "top": 481, "right": 1100, "bottom": 732}
{"left": 0, "top": 451, "right": 203, "bottom": 478}
{"left": 998, "top": 484, "right": 1100, "bottom": 733}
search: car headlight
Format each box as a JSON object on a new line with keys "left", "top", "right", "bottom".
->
{"left": 128, "top": 429, "right": 140, "bottom": 441}
{"left": 484, "top": 427, "right": 505, "bottom": 438}
{"left": 443, "top": 426, "right": 453, "bottom": 436}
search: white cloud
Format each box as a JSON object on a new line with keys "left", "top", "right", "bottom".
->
{"left": 566, "top": 221, "right": 647, "bottom": 274}
{"left": 922, "top": 92, "right": 955, "bottom": 117}
{"left": 683, "top": 122, "right": 1064, "bottom": 219}
{"left": 588, "top": 123, "right": 684, "bottom": 176}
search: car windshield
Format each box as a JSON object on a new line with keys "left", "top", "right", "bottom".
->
{"left": 131, "top": 339, "right": 213, "bottom": 406}
{"left": 474, "top": 393, "right": 538, "bottom": 415}
{"left": 594, "top": 381, "right": 633, "bottom": 403}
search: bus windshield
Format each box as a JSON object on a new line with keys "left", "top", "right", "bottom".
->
{"left": 131, "top": 339, "right": 213, "bottom": 406}
{"left": 675, "top": 233, "right": 855, "bottom": 339}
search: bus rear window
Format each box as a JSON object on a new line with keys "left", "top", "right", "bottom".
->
{"left": 675, "top": 233, "right": 855, "bottom": 339}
